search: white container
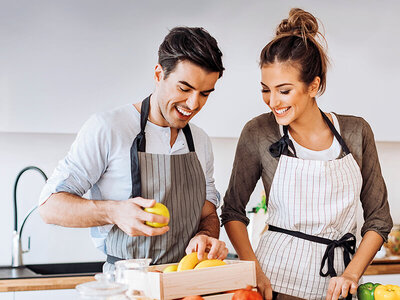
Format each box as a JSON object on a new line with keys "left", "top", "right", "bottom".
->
{"left": 115, "top": 259, "right": 152, "bottom": 299}
{"left": 76, "top": 273, "right": 129, "bottom": 300}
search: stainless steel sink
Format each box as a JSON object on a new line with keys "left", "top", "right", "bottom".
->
{"left": 0, "top": 262, "right": 104, "bottom": 279}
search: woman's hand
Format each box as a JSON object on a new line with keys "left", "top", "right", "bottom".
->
{"left": 325, "top": 273, "right": 358, "bottom": 300}
{"left": 255, "top": 263, "right": 273, "bottom": 300}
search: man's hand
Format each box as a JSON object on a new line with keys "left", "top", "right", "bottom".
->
{"left": 109, "top": 197, "right": 169, "bottom": 236}
{"left": 185, "top": 234, "right": 229, "bottom": 261}
{"left": 325, "top": 273, "right": 358, "bottom": 300}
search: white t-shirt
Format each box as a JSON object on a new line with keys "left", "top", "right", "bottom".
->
{"left": 279, "top": 113, "right": 342, "bottom": 161}
{"left": 39, "top": 104, "right": 220, "bottom": 253}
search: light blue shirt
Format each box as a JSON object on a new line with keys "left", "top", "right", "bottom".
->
{"left": 39, "top": 104, "right": 220, "bottom": 253}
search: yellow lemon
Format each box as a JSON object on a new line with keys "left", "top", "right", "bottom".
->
{"left": 163, "top": 265, "right": 178, "bottom": 273}
{"left": 194, "top": 259, "right": 226, "bottom": 269}
{"left": 144, "top": 203, "right": 170, "bottom": 228}
{"left": 177, "top": 252, "right": 206, "bottom": 271}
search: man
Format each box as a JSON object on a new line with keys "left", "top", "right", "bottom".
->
{"left": 39, "top": 26, "right": 228, "bottom": 270}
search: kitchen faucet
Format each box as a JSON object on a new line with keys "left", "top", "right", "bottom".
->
{"left": 12, "top": 166, "right": 48, "bottom": 267}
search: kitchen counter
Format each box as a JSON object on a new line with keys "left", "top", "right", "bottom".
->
{"left": 1, "top": 258, "right": 398, "bottom": 293}
{"left": 364, "top": 257, "right": 400, "bottom": 275}
{"left": 0, "top": 275, "right": 94, "bottom": 292}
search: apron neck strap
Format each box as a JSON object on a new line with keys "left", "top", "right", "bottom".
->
{"left": 270, "top": 110, "right": 351, "bottom": 158}
{"left": 130, "top": 95, "right": 196, "bottom": 197}
{"left": 136, "top": 96, "right": 151, "bottom": 152}
{"left": 182, "top": 125, "right": 195, "bottom": 152}
{"left": 319, "top": 109, "right": 350, "bottom": 155}
{"left": 137, "top": 95, "right": 195, "bottom": 152}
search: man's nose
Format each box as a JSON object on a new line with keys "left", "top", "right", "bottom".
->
{"left": 186, "top": 93, "right": 201, "bottom": 110}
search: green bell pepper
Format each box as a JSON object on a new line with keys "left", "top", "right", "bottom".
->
{"left": 358, "top": 282, "right": 381, "bottom": 299}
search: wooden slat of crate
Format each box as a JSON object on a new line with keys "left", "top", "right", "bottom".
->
{"left": 203, "top": 292, "right": 235, "bottom": 300}
{"left": 203, "top": 289, "right": 257, "bottom": 300}
{"left": 145, "top": 260, "right": 256, "bottom": 300}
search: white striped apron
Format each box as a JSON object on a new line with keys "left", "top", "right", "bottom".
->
{"left": 255, "top": 111, "right": 362, "bottom": 299}
{"left": 104, "top": 96, "right": 205, "bottom": 271}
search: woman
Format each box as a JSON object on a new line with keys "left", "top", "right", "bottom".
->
{"left": 221, "top": 8, "right": 392, "bottom": 300}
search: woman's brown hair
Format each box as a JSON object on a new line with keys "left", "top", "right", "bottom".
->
{"left": 260, "top": 8, "right": 329, "bottom": 96}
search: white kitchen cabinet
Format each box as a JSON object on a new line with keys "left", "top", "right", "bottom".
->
{"left": 14, "top": 289, "right": 77, "bottom": 300}
{"left": 1, "top": 1, "right": 400, "bottom": 140}
{"left": 0, "top": 292, "right": 14, "bottom": 300}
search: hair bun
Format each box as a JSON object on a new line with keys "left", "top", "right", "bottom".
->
{"left": 276, "top": 8, "right": 319, "bottom": 38}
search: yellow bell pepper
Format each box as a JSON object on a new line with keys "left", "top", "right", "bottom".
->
{"left": 374, "top": 284, "right": 400, "bottom": 300}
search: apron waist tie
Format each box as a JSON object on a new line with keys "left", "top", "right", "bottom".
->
{"left": 268, "top": 225, "right": 356, "bottom": 297}
{"left": 106, "top": 254, "right": 123, "bottom": 265}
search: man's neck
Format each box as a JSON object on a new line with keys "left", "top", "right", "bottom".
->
{"left": 133, "top": 97, "right": 179, "bottom": 148}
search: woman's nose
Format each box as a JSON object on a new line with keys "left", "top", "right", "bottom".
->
{"left": 269, "top": 92, "right": 280, "bottom": 108}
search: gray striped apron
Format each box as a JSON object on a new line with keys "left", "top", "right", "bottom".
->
{"left": 104, "top": 96, "right": 205, "bottom": 270}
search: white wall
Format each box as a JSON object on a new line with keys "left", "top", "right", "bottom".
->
{"left": 0, "top": 132, "right": 105, "bottom": 265}
{"left": 0, "top": 132, "right": 399, "bottom": 264}
{"left": 1, "top": 0, "right": 400, "bottom": 140}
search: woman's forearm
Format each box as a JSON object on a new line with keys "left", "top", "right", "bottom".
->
{"left": 224, "top": 220, "right": 258, "bottom": 261}
{"left": 342, "top": 230, "right": 383, "bottom": 281}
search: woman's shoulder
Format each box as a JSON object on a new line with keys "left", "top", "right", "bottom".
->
{"left": 334, "top": 113, "right": 375, "bottom": 155}
{"left": 334, "top": 113, "right": 373, "bottom": 136}
{"left": 243, "top": 112, "right": 278, "bottom": 133}
{"left": 239, "top": 112, "right": 281, "bottom": 146}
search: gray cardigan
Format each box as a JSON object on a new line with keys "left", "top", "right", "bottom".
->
{"left": 221, "top": 112, "right": 393, "bottom": 241}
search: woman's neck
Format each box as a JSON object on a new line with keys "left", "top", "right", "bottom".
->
{"left": 288, "top": 101, "right": 334, "bottom": 151}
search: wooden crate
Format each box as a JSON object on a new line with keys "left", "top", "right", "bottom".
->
{"left": 142, "top": 260, "right": 256, "bottom": 300}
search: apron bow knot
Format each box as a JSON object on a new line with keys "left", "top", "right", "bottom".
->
{"left": 269, "top": 132, "right": 296, "bottom": 158}
{"left": 319, "top": 233, "right": 356, "bottom": 278}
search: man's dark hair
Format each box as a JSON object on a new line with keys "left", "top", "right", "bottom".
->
{"left": 158, "top": 26, "right": 224, "bottom": 78}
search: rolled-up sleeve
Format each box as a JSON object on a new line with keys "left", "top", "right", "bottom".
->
{"left": 221, "top": 121, "right": 261, "bottom": 227}
{"left": 359, "top": 120, "right": 393, "bottom": 242}
{"left": 39, "top": 114, "right": 109, "bottom": 205}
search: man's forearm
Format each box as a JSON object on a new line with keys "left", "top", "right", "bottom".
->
{"left": 39, "top": 192, "right": 113, "bottom": 227}
{"left": 196, "top": 204, "right": 220, "bottom": 239}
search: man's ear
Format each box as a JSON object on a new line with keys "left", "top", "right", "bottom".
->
{"left": 154, "top": 64, "right": 164, "bottom": 83}
{"left": 309, "top": 76, "right": 321, "bottom": 98}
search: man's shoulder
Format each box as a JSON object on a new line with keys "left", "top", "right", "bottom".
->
{"left": 188, "top": 122, "right": 210, "bottom": 139}
{"left": 87, "top": 104, "right": 138, "bottom": 130}
{"left": 97, "top": 103, "right": 137, "bottom": 123}
{"left": 77, "top": 104, "right": 138, "bottom": 140}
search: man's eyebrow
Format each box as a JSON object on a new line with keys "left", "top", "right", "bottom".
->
{"left": 179, "top": 80, "right": 215, "bottom": 93}
{"left": 179, "top": 81, "right": 195, "bottom": 89}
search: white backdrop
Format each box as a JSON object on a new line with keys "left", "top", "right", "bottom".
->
{"left": 1, "top": 0, "right": 400, "bottom": 140}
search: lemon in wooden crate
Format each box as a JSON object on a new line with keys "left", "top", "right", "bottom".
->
{"left": 144, "top": 202, "right": 169, "bottom": 228}
{"left": 194, "top": 259, "right": 227, "bottom": 269}
{"left": 177, "top": 252, "right": 226, "bottom": 271}
{"left": 163, "top": 265, "right": 178, "bottom": 273}
{"left": 177, "top": 252, "right": 203, "bottom": 271}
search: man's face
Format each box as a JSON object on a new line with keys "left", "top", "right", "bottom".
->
{"left": 153, "top": 60, "right": 219, "bottom": 129}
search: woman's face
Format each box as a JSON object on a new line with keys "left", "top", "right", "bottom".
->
{"left": 260, "top": 62, "right": 317, "bottom": 126}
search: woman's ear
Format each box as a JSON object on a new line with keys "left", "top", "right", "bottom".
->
{"left": 309, "top": 76, "right": 321, "bottom": 98}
